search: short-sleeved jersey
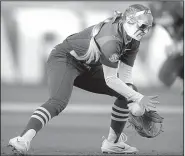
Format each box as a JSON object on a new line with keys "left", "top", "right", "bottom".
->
{"left": 95, "top": 21, "right": 140, "bottom": 68}
{"left": 64, "top": 20, "right": 140, "bottom": 68}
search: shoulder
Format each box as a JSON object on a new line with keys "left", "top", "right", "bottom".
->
{"left": 97, "top": 35, "right": 122, "bottom": 58}
{"left": 97, "top": 35, "right": 122, "bottom": 50}
{"left": 96, "top": 36, "right": 122, "bottom": 68}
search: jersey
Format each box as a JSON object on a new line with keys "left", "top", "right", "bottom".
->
{"left": 95, "top": 21, "right": 140, "bottom": 68}
{"left": 56, "top": 20, "right": 140, "bottom": 68}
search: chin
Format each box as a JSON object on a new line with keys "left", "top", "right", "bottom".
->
{"left": 133, "top": 37, "right": 142, "bottom": 41}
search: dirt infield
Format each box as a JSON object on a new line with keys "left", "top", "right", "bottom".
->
{"left": 1, "top": 87, "right": 183, "bottom": 155}
{"left": 1, "top": 111, "right": 183, "bottom": 155}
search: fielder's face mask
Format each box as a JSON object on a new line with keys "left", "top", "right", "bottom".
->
{"left": 124, "top": 9, "right": 153, "bottom": 41}
{"left": 136, "top": 11, "right": 153, "bottom": 32}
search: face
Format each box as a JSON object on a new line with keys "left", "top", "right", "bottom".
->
{"left": 123, "top": 13, "right": 153, "bottom": 41}
{"left": 124, "top": 21, "right": 151, "bottom": 41}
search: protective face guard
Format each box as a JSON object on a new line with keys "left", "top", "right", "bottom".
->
{"left": 137, "top": 21, "right": 152, "bottom": 33}
{"left": 135, "top": 13, "right": 153, "bottom": 35}
{"left": 124, "top": 9, "right": 153, "bottom": 40}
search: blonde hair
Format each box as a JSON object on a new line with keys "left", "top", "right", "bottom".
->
{"left": 76, "top": 23, "right": 103, "bottom": 64}
{"left": 77, "top": 12, "right": 122, "bottom": 64}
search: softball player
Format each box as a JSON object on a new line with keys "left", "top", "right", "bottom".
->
{"left": 8, "top": 4, "right": 159, "bottom": 154}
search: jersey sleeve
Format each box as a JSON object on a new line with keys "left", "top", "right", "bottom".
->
{"left": 99, "top": 39, "right": 122, "bottom": 68}
{"left": 120, "top": 40, "right": 140, "bottom": 67}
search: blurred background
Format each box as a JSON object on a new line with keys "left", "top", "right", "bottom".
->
{"left": 1, "top": 1, "right": 184, "bottom": 155}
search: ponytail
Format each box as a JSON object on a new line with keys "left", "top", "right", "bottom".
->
{"left": 77, "top": 11, "right": 123, "bottom": 64}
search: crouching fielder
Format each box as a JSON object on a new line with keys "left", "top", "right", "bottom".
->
{"left": 8, "top": 4, "right": 159, "bottom": 155}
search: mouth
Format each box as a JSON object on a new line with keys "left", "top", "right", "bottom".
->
{"left": 136, "top": 32, "right": 145, "bottom": 37}
{"left": 134, "top": 30, "right": 145, "bottom": 37}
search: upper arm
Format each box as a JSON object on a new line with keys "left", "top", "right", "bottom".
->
{"left": 97, "top": 36, "right": 122, "bottom": 68}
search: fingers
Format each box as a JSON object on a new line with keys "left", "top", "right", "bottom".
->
{"left": 145, "top": 104, "right": 157, "bottom": 112}
{"left": 149, "top": 95, "right": 158, "bottom": 99}
{"left": 149, "top": 100, "right": 160, "bottom": 104}
{"left": 145, "top": 107, "right": 150, "bottom": 112}
{"left": 145, "top": 105, "right": 157, "bottom": 112}
{"left": 142, "top": 95, "right": 160, "bottom": 112}
{"left": 147, "top": 103, "right": 156, "bottom": 108}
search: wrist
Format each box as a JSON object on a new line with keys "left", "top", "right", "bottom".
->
{"left": 136, "top": 93, "right": 144, "bottom": 103}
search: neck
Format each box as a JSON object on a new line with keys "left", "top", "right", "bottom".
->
{"left": 125, "top": 31, "right": 132, "bottom": 42}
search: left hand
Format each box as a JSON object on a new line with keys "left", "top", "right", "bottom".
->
{"left": 139, "top": 95, "right": 160, "bottom": 112}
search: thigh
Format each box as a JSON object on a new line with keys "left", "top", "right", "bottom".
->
{"left": 47, "top": 59, "right": 80, "bottom": 104}
{"left": 74, "top": 65, "right": 120, "bottom": 97}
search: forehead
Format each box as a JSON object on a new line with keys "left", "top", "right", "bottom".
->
{"left": 135, "top": 10, "right": 153, "bottom": 26}
{"left": 137, "top": 14, "right": 153, "bottom": 26}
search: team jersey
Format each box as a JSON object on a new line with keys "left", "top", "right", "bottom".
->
{"left": 55, "top": 20, "right": 140, "bottom": 68}
{"left": 95, "top": 21, "right": 140, "bottom": 68}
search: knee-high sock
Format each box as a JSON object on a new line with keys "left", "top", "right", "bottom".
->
{"left": 108, "top": 83, "right": 138, "bottom": 143}
{"left": 108, "top": 97, "right": 129, "bottom": 143}
{"left": 20, "top": 98, "right": 66, "bottom": 142}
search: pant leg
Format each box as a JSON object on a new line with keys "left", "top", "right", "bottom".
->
{"left": 45, "top": 56, "right": 81, "bottom": 114}
{"left": 74, "top": 65, "right": 137, "bottom": 108}
{"left": 74, "top": 65, "right": 131, "bottom": 142}
{"left": 20, "top": 49, "right": 82, "bottom": 136}
{"left": 74, "top": 65, "right": 121, "bottom": 98}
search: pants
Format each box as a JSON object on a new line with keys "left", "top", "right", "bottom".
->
{"left": 45, "top": 43, "right": 127, "bottom": 114}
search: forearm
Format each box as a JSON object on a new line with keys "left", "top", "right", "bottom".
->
{"left": 119, "top": 62, "right": 133, "bottom": 84}
{"left": 106, "top": 76, "right": 143, "bottom": 102}
{"left": 102, "top": 63, "right": 143, "bottom": 102}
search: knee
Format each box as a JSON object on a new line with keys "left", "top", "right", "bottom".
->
{"left": 114, "top": 96, "right": 128, "bottom": 109}
{"left": 114, "top": 83, "right": 138, "bottom": 107}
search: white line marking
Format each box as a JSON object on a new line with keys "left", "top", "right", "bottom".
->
{"left": 1, "top": 102, "right": 183, "bottom": 114}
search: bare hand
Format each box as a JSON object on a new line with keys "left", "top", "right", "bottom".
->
{"left": 139, "top": 95, "right": 160, "bottom": 111}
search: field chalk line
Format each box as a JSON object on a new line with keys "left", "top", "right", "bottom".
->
{"left": 1, "top": 102, "right": 183, "bottom": 114}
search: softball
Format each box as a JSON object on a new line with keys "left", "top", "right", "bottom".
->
{"left": 128, "top": 102, "right": 145, "bottom": 116}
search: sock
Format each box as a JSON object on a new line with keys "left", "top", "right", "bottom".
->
{"left": 108, "top": 97, "right": 129, "bottom": 143}
{"left": 107, "top": 127, "right": 117, "bottom": 143}
{"left": 20, "top": 98, "right": 65, "bottom": 142}
{"left": 21, "top": 129, "right": 36, "bottom": 142}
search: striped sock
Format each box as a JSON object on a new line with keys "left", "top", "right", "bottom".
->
{"left": 30, "top": 106, "right": 52, "bottom": 129}
{"left": 20, "top": 98, "right": 66, "bottom": 142}
{"left": 20, "top": 106, "right": 53, "bottom": 141}
{"left": 108, "top": 100, "right": 129, "bottom": 143}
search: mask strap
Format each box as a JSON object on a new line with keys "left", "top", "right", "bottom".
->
{"left": 112, "top": 10, "right": 123, "bottom": 24}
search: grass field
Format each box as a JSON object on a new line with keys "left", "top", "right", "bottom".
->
{"left": 1, "top": 85, "right": 184, "bottom": 156}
